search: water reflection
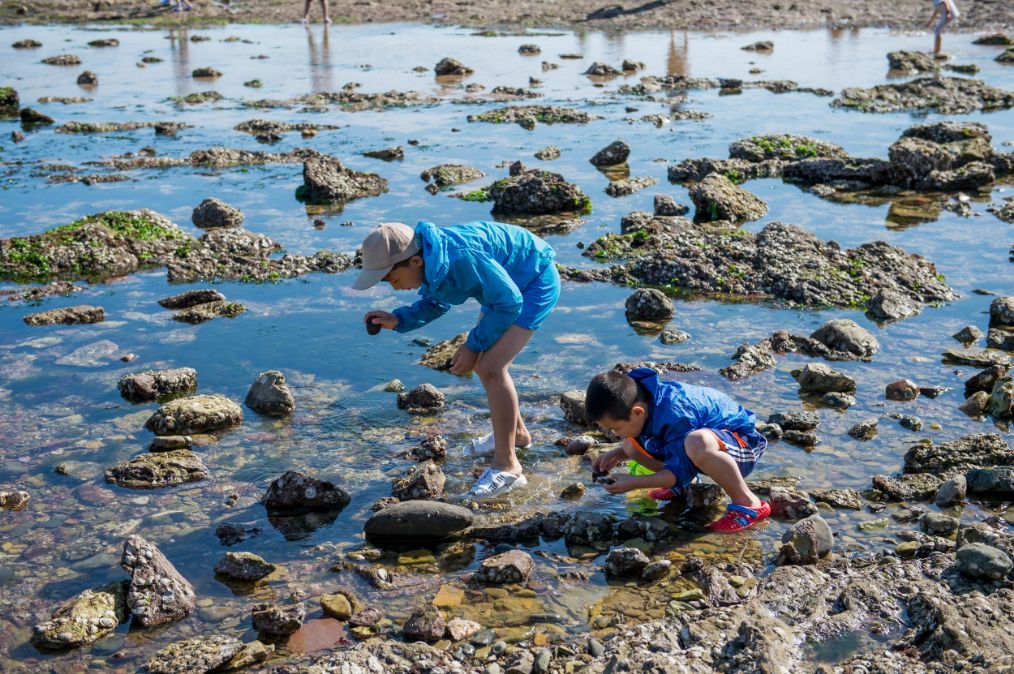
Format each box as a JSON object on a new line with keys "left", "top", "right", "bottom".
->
{"left": 306, "top": 25, "right": 333, "bottom": 93}
{"left": 666, "top": 30, "right": 688, "bottom": 77}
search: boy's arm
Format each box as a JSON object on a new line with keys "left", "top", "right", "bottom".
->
{"left": 391, "top": 294, "right": 451, "bottom": 333}
{"left": 451, "top": 256, "right": 523, "bottom": 352}
{"left": 603, "top": 470, "right": 677, "bottom": 494}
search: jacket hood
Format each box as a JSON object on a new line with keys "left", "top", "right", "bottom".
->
{"left": 415, "top": 221, "right": 451, "bottom": 290}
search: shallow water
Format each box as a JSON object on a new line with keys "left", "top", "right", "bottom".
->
{"left": 1, "top": 22, "right": 1013, "bottom": 671}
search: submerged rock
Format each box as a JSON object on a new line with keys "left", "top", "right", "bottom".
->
{"left": 261, "top": 470, "right": 351, "bottom": 512}
{"left": 476, "top": 550, "right": 534, "bottom": 585}
{"left": 847, "top": 419, "right": 878, "bottom": 441}
{"left": 121, "top": 535, "right": 195, "bottom": 627}
{"left": 171, "top": 299, "right": 246, "bottom": 324}
{"left": 365, "top": 500, "right": 473, "bottom": 542}
{"left": 421, "top": 164, "right": 485, "bottom": 192}
{"left": 688, "top": 173, "right": 767, "bottom": 224}
{"left": 252, "top": 602, "right": 305, "bottom": 636}
{"left": 604, "top": 547, "right": 650, "bottom": 577}
{"left": 298, "top": 155, "right": 388, "bottom": 205}
{"left": 467, "top": 104, "right": 599, "bottom": 128}
{"left": 402, "top": 606, "right": 446, "bottom": 642}
{"left": 777, "top": 514, "right": 833, "bottom": 565}
{"left": 245, "top": 370, "right": 295, "bottom": 417}
{"left": 214, "top": 552, "right": 276, "bottom": 581}
{"left": 143, "top": 635, "right": 244, "bottom": 674}
{"left": 23, "top": 304, "right": 104, "bottom": 326}
{"left": 0, "top": 490, "right": 30, "bottom": 511}
{"left": 145, "top": 394, "right": 243, "bottom": 435}
{"left": 105, "top": 450, "right": 208, "bottom": 489}
{"left": 118, "top": 367, "right": 197, "bottom": 403}
{"left": 605, "top": 176, "right": 657, "bottom": 197}
{"left": 191, "top": 197, "right": 244, "bottom": 229}
{"left": 31, "top": 581, "right": 128, "bottom": 650}
{"left": 397, "top": 384, "right": 445, "bottom": 414}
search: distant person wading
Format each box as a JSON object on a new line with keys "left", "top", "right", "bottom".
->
{"left": 927, "top": 0, "right": 959, "bottom": 55}
{"left": 302, "top": 0, "right": 332, "bottom": 24}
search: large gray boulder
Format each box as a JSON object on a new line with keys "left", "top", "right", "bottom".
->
{"left": 144, "top": 394, "right": 243, "bottom": 435}
{"left": 299, "top": 156, "right": 388, "bottom": 204}
{"left": 118, "top": 367, "right": 197, "bottom": 403}
{"left": 476, "top": 550, "right": 534, "bottom": 585}
{"left": 364, "top": 500, "right": 474, "bottom": 542}
{"left": 590, "top": 140, "right": 630, "bottom": 166}
{"left": 792, "top": 363, "right": 856, "bottom": 394}
{"left": 956, "top": 543, "right": 1012, "bottom": 580}
{"left": 625, "top": 288, "right": 674, "bottom": 322}
{"left": 776, "top": 514, "right": 833, "bottom": 565}
{"left": 214, "top": 552, "right": 276, "bottom": 581}
{"left": 191, "top": 198, "right": 244, "bottom": 229}
{"left": 809, "top": 319, "right": 879, "bottom": 359}
{"left": 244, "top": 370, "right": 295, "bottom": 417}
{"left": 121, "top": 535, "right": 195, "bottom": 627}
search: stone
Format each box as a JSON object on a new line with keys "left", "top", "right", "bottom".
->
{"left": 0, "top": 490, "right": 30, "bottom": 511}
{"left": 989, "top": 374, "right": 1014, "bottom": 420}
{"left": 990, "top": 296, "right": 1014, "bottom": 326}
{"left": 833, "top": 76, "right": 1013, "bottom": 115}
{"left": 23, "top": 304, "right": 104, "bottom": 326}
{"left": 810, "top": 319, "right": 879, "bottom": 359}
{"left": 143, "top": 634, "right": 243, "bottom": 674}
{"left": 121, "top": 535, "right": 195, "bottom": 627}
{"left": 742, "top": 40, "right": 774, "bottom": 52}
{"left": 261, "top": 470, "right": 351, "bottom": 512}
{"left": 821, "top": 392, "right": 855, "bottom": 409}
{"left": 170, "top": 300, "right": 246, "bottom": 324}
{"left": 384, "top": 379, "right": 404, "bottom": 392}
{"left": 214, "top": 552, "right": 275, "bottom": 581}
{"left": 118, "top": 367, "right": 197, "bottom": 403}
{"left": 767, "top": 411, "right": 818, "bottom": 431}
{"left": 19, "top": 107, "right": 54, "bottom": 125}
{"left": 960, "top": 391, "right": 991, "bottom": 416}
{"left": 624, "top": 288, "right": 673, "bottom": 322}
{"left": 776, "top": 514, "right": 833, "bottom": 565}
{"left": 245, "top": 370, "right": 295, "bottom": 417}
{"left": 364, "top": 500, "right": 474, "bottom": 542}
{"left": 640, "top": 559, "right": 672, "bottom": 581}
{"left": 965, "top": 468, "right": 1014, "bottom": 499}
{"left": 867, "top": 289, "right": 921, "bottom": 321}
{"left": 447, "top": 618, "right": 482, "bottom": 641}
{"left": 363, "top": 146, "right": 403, "bottom": 161}
{"left": 965, "top": 365, "right": 1010, "bottom": 397}
{"left": 872, "top": 473, "right": 942, "bottom": 501}
{"left": 769, "top": 487, "right": 818, "bottom": 521}
{"left": 392, "top": 460, "right": 445, "bottom": 500}
{"left": 886, "top": 379, "right": 920, "bottom": 401}
{"left": 605, "top": 176, "right": 658, "bottom": 198}
{"left": 783, "top": 430, "right": 817, "bottom": 446}
{"left": 688, "top": 173, "right": 767, "bottom": 223}
{"left": 887, "top": 50, "right": 938, "bottom": 74}
{"left": 953, "top": 325, "right": 983, "bottom": 343}
{"left": 192, "top": 67, "right": 221, "bottom": 78}
{"left": 488, "top": 166, "right": 590, "bottom": 215}
{"left": 31, "top": 581, "right": 127, "bottom": 650}
{"left": 943, "top": 347, "right": 1010, "bottom": 368}
{"left": 659, "top": 328, "right": 691, "bottom": 344}
{"left": 434, "top": 57, "right": 473, "bottom": 76}
{"left": 402, "top": 606, "right": 446, "bottom": 642}
{"left": 534, "top": 145, "right": 560, "bottom": 160}
{"left": 584, "top": 61, "right": 622, "bottom": 77}
{"left": 219, "top": 641, "right": 272, "bottom": 671}
{"left": 808, "top": 488, "right": 863, "bottom": 510}
{"left": 299, "top": 155, "right": 388, "bottom": 204}
{"left": 603, "top": 547, "right": 649, "bottom": 577}
{"left": 252, "top": 602, "right": 305, "bottom": 635}
{"left": 105, "top": 450, "right": 208, "bottom": 489}
{"left": 411, "top": 435, "right": 447, "bottom": 461}
{"left": 476, "top": 550, "right": 534, "bottom": 585}
{"left": 419, "top": 332, "right": 467, "bottom": 372}
{"left": 144, "top": 394, "right": 243, "bottom": 435}
{"left": 935, "top": 475, "right": 967, "bottom": 506}
{"left": 560, "top": 482, "right": 585, "bottom": 499}
{"left": 565, "top": 435, "right": 597, "bottom": 456}
{"left": 560, "top": 390, "right": 587, "bottom": 426}
{"left": 157, "top": 289, "right": 226, "bottom": 309}
{"left": 921, "top": 512, "right": 959, "bottom": 537}
{"left": 421, "top": 163, "right": 485, "bottom": 191}
{"left": 903, "top": 432, "right": 1012, "bottom": 475}
{"left": 653, "top": 194, "right": 688, "bottom": 216}
{"left": 590, "top": 140, "right": 630, "bottom": 166}
{"left": 564, "top": 511, "right": 614, "bottom": 546}
{"left": 320, "top": 592, "right": 354, "bottom": 620}
{"left": 955, "top": 543, "right": 1012, "bottom": 580}
{"left": 397, "top": 384, "right": 445, "bottom": 414}
{"left": 191, "top": 198, "right": 244, "bottom": 229}
{"left": 792, "top": 363, "right": 856, "bottom": 394}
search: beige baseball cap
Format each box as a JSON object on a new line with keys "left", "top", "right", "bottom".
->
{"left": 351, "top": 222, "right": 421, "bottom": 290}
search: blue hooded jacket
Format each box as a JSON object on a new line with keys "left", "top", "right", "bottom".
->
{"left": 627, "top": 368, "right": 758, "bottom": 487}
{"left": 391, "top": 221, "right": 556, "bottom": 352}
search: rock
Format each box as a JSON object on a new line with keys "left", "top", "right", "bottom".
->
{"left": 363, "top": 146, "right": 404, "bottom": 161}
{"left": 742, "top": 40, "right": 774, "bottom": 52}
{"left": 965, "top": 365, "right": 1010, "bottom": 397}
{"left": 144, "top": 634, "right": 244, "bottom": 674}
{"left": 192, "top": 67, "right": 222, "bottom": 78}
{"left": 469, "top": 104, "right": 596, "bottom": 128}
{"left": 261, "top": 471, "right": 351, "bottom": 512}
{"left": 383, "top": 379, "right": 405, "bottom": 393}
{"left": 320, "top": 592, "right": 358, "bottom": 620}
{"left": 965, "top": 468, "right": 1014, "bottom": 499}
{"left": 0, "top": 490, "right": 30, "bottom": 511}
{"left": 943, "top": 347, "right": 1010, "bottom": 368}
{"left": 564, "top": 511, "right": 615, "bottom": 546}
{"left": 560, "top": 390, "right": 587, "bottom": 425}
{"left": 121, "top": 535, "right": 195, "bottom": 627}
{"left": 75, "top": 70, "right": 98, "bottom": 86}
{"left": 434, "top": 57, "right": 473, "bottom": 76}
{"left": 145, "top": 394, "right": 243, "bottom": 435}
{"left": 921, "top": 512, "right": 959, "bottom": 537}
{"left": 23, "top": 304, "right": 104, "bottom": 326}
{"left": 11, "top": 40, "right": 41, "bottom": 49}
{"left": 653, "top": 194, "right": 688, "bottom": 216}
{"left": 886, "top": 379, "right": 920, "bottom": 401}
{"left": 776, "top": 514, "right": 833, "bottom": 565}
{"left": 792, "top": 363, "right": 855, "bottom": 394}
{"left": 419, "top": 332, "right": 467, "bottom": 372}
{"left": 191, "top": 198, "right": 244, "bottom": 229}
{"left": 171, "top": 300, "right": 246, "bottom": 324}
{"left": 534, "top": 145, "right": 560, "bottom": 160}
{"left": 105, "top": 450, "right": 208, "bottom": 489}
{"left": 421, "top": 164, "right": 485, "bottom": 191}
{"left": 403, "top": 606, "right": 446, "bottom": 642}
{"left": 603, "top": 547, "right": 649, "bottom": 577}
{"left": 955, "top": 543, "right": 1012, "bottom": 580}
{"left": 590, "top": 140, "right": 630, "bottom": 166}
{"left": 821, "top": 392, "right": 855, "bottom": 409}
{"left": 42, "top": 54, "right": 81, "bottom": 66}
{"left": 960, "top": 392, "right": 991, "bottom": 416}
{"left": 809, "top": 319, "right": 879, "bottom": 359}
{"left": 953, "top": 325, "right": 983, "bottom": 343}
{"left": 935, "top": 475, "right": 967, "bottom": 506}
{"left": 887, "top": 50, "right": 938, "bottom": 74}
{"left": 767, "top": 411, "right": 818, "bottom": 431}
{"left": 640, "top": 559, "right": 672, "bottom": 581}
{"left": 833, "top": 76, "right": 1013, "bottom": 115}
{"left": 808, "top": 488, "right": 863, "bottom": 510}
{"left": 518, "top": 43, "right": 541, "bottom": 55}
{"left": 867, "top": 289, "right": 921, "bottom": 321}
{"left": 299, "top": 155, "right": 388, "bottom": 204}
{"left": 584, "top": 62, "right": 622, "bottom": 77}
{"left": 252, "top": 602, "right": 305, "bottom": 636}
{"left": 974, "top": 33, "right": 1013, "bottom": 45}
{"left": 157, "top": 289, "right": 226, "bottom": 309}
{"left": 659, "top": 328, "right": 691, "bottom": 344}
{"left": 446, "top": 618, "right": 481, "bottom": 641}
{"left": 397, "top": 384, "right": 445, "bottom": 414}
{"left": 565, "top": 435, "right": 597, "bottom": 456}
{"left": 783, "top": 430, "right": 818, "bottom": 447}
{"left": 769, "top": 487, "right": 818, "bottom": 520}
{"left": 118, "top": 367, "right": 197, "bottom": 403}
{"left": 488, "top": 166, "right": 590, "bottom": 215}
{"left": 991, "top": 297, "right": 1014, "bottom": 327}
{"left": 476, "top": 550, "right": 534, "bottom": 585}
{"left": 889, "top": 413, "right": 922, "bottom": 431}
{"left": 872, "top": 473, "right": 942, "bottom": 501}
{"left": 244, "top": 370, "right": 295, "bottom": 417}
{"left": 624, "top": 288, "right": 673, "bottom": 322}
{"left": 215, "top": 522, "right": 261, "bottom": 546}
{"left": 214, "top": 552, "right": 275, "bottom": 581}
{"left": 365, "top": 500, "right": 474, "bottom": 542}
{"left": 688, "top": 173, "right": 767, "bottom": 224}
{"left": 605, "top": 176, "right": 658, "bottom": 198}
{"left": 560, "top": 482, "right": 585, "bottom": 499}
{"left": 31, "top": 581, "right": 127, "bottom": 650}
{"left": 0, "top": 86, "right": 19, "bottom": 118}
{"left": 392, "top": 460, "right": 445, "bottom": 500}
{"left": 19, "top": 107, "right": 54, "bottom": 126}
{"left": 903, "top": 433, "right": 1012, "bottom": 475}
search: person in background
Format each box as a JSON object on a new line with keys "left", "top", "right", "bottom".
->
{"left": 927, "top": 0, "right": 959, "bottom": 56}
{"left": 302, "top": 0, "right": 331, "bottom": 24}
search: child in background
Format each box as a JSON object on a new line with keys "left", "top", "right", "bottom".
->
{"left": 928, "top": 0, "right": 959, "bottom": 55}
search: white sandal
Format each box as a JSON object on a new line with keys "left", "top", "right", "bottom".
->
{"left": 461, "top": 432, "right": 531, "bottom": 459}
{"left": 467, "top": 467, "right": 527, "bottom": 499}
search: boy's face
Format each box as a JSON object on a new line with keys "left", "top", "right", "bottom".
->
{"left": 596, "top": 402, "right": 649, "bottom": 438}
{"left": 382, "top": 255, "right": 424, "bottom": 290}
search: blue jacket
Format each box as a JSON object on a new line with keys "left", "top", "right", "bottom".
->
{"left": 628, "top": 368, "right": 758, "bottom": 487}
{"left": 392, "top": 221, "right": 556, "bottom": 352}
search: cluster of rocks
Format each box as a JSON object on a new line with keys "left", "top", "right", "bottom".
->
{"left": 833, "top": 75, "right": 1013, "bottom": 114}
{"left": 467, "top": 104, "right": 601, "bottom": 130}
{"left": 486, "top": 161, "right": 591, "bottom": 216}
{"left": 157, "top": 288, "right": 246, "bottom": 324}
{"left": 953, "top": 298, "right": 1014, "bottom": 421}
{"left": 618, "top": 74, "right": 834, "bottom": 98}
{"left": 297, "top": 155, "right": 389, "bottom": 206}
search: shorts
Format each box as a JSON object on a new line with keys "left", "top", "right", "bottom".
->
{"left": 706, "top": 428, "right": 767, "bottom": 479}
{"left": 480, "top": 260, "right": 561, "bottom": 333}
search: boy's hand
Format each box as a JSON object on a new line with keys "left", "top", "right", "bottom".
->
{"left": 449, "top": 344, "right": 479, "bottom": 375}
{"left": 365, "top": 310, "right": 398, "bottom": 330}
{"left": 602, "top": 473, "right": 639, "bottom": 494}
{"left": 591, "top": 447, "right": 624, "bottom": 474}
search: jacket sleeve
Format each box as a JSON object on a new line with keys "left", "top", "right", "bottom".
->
{"left": 392, "top": 291, "right": 451, "bottom": 333}
{"left": 451, "top": 255, "right": 523, "bottom": 352}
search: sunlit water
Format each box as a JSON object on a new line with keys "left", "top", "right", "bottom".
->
{"left": 0, "top": 23, "right": 1012, "bottom": 671}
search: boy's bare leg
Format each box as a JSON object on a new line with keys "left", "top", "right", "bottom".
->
{"left": 302, "top": 0, "right": 311, "bottom": 21}
{"left": 684, "top": 430, "right": 761, "bottom": 508}
{"left": 474, "top": 325, "right": 533, "bottom": 475}
{"left": 321, "top": 0, "right": 330, "bottom": 22}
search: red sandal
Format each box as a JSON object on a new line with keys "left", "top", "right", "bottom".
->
{"left": 708, "top": 501, "right": 771, "bottom": 533}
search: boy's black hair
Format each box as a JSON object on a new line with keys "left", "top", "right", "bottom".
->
{"left": 585, "top": 370, "right": 648, "bottom": 423}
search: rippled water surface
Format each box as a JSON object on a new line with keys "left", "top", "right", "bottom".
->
{"left": 1, "top": 22, "right": 1012, "bottom": 671}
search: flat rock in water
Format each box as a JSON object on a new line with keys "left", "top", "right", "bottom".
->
{"left": 144, "top": 394, "right": 243, "bottom": 435}
{"left": 121, "top": 535, "right": 195, "bottom": 627}
{"left": 105, "top": 450, "right": 208, "bottom": 489}
{"left": 793, "top": 363, "right": 856, "bottom": 394}
{"left": 214, "top": 551, "right": 276, "bottom": 581}
{"left": 871, "top": 473, "right": 943, "bottom": 501}
{"left": 943, "top": 347, "right": 1010, "bottom": 368}
{"left": 833, "top": 76, "right": 1014, "bottom": 115}
{"left": 172, "top": 300, "right": 246, "bottom": 324}
{"left": 117, "top": 367, "right": 197, "bottom": 403}
{"left": 157, "top": 289, "right": 226, "bottom": 309}
{"left": 144, "top": 634, "right": 244, "bottom": 674}
{"left": 261, "top": 470, "right": 350, "bottom": 512}
{"left": 23, "top": 304, "right": 104, "bottom": 326}
{"left": 364, "top": 500, "right": 474, "bottom": 542}
{"left": 252, "top": 602, "right": 305, "bottom": 636}
{"left": 809, "top": 488, "right": 863, "bottom": 509}
{"left": 476, "top": 549, "right": 534, "bottom": 585}
{"left": 245, "top": 370, "right": 295, "bottom": 417}
{"left": 904, "top": 433, "right": 1012, "bottom": 475}
{"left": 31, "top": 581, "right": 128, "bottom": 650}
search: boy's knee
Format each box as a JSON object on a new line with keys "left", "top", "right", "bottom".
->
{"left": 474, "top": 359, "right": 506, "bottom": 381}
{"left": 684, "top": 429, "right": 716, "bottom": 461}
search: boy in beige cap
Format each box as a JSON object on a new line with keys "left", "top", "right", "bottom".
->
{"left": 354, "top": 220, "right": 560, "bottom": 498}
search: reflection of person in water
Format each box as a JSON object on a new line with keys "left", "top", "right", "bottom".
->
{"left": 306, "top": 25, "right": 333, "bottom": 92}
{"left": 666, "top": 30, "right": 688, "bottom": 77}
{"left": 301, "top": 0, "right": 331, "bottom": 24}
{"left": 168, "top": 28, "right": 191, "bottom": 100}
